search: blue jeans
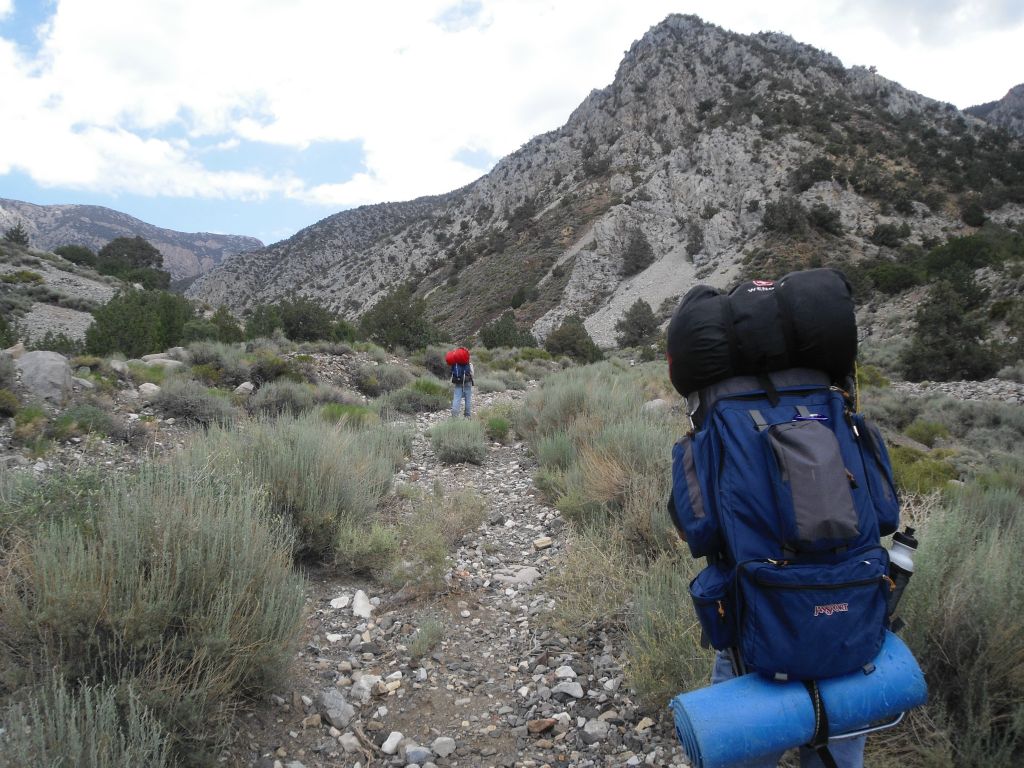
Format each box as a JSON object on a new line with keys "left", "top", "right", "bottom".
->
{"left": 451, "top": 383, "right": 472, "bottom": 417}
{"left": 711, "top": 651, "right": 866, "bottom": 768}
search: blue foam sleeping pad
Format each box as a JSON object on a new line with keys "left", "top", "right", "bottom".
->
{"left": 669, "top": 631, "right": 927, "bottom": 768}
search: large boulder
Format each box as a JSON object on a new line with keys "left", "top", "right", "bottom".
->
{"left": 15, "top": 351, "right": 73, "bottom": 405}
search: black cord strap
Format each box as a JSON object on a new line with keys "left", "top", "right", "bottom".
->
{"left": 802, "top": 680, "right": 839, "bottom": 768}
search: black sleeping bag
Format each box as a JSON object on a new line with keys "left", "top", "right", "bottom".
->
{"left": 666, "top": 268, "right": 857, "bottom": 396}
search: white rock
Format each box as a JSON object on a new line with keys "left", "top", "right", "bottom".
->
{"left": 551, "top": 681, "right": 585, "bottom": 698}
{"left": 15, "top": 351, "right": 72, "bottom": 405}
{"left": 338, "top": 733, "right": 361, "bottom": 753}
{"left": 350, "top": 674, "right": 381, "bottom": 703}
{"left": 554, "top": 665, "right": 577, "bottom": 679}
{"left": 381, "top": 731, "right": 403, "bottom": 755}
{"left": 138, "top": 382, "right": 161, "bottom": 403}
{"left": 352, "top": 590, "right": 373, "bottom": 618}
{"left": 431, "top": 737, "right": 457, "bottom": 757}
{"left": 330, "top": 595, "right": 351, "bottom": 609}
{"left": 326, "top": 633, "right": 343, "bottom": 643}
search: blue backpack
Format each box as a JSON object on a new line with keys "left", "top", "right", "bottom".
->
{"left": 670, "top": 368, "right": 901, "bottom": 681}
{"left": 451, "top": 362, "right": 469, "bottom": 384}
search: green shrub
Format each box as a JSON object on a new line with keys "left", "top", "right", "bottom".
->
{"left": 473, "top": 375, "right": 507, "bottom": 393}
{"left": 429, "top": 419, "right": 487, "bottom": 464}
{"left": 176, "top": 415, "right": 407, "bottom": 560}
{"left": 388, "top": 487, "right": 486, "bottom": 591}
{"left": 248, "top": 379, "right": 315, "bottom": 416}
{"left": 379, "top": 378, "right": 451, "bottom": 415}
{"left": 901, "top": 280, "right": 999, "bottom": 381}
{"left": 126, "top": 361, "right": 166, "bottom": 385}
{"left": 334, "top": 520, "right": 400, "bottom": 575}
{"left": 249, "top": 351, "right": 302, "bottom": 385}
{"left": 321, "top": 402, "right": 379, "bottom": 427}
{"left": 857, "top": 363, "right": 890, "bottom": 389}
{"left": 0, "top": 387, "right": 18, "bottom": 417}
{"left": 152, "top": 378, "right": 238, "bottom": 426}
{"left": 356, "top": 363, "right": 412, "bottom": 396}
{"left": 407, "top": 617, "right": 445, "bottom": 659}
{"left": 517, "top": 347, "right": 551, "bottom": 362}
{"left": 0, "top": 466, "right": 305, "bottom": 763}
{"left": 186, "top": 340, "right": 251, "bottom": 386}
{"left": 536, "top": 431, "right": 575, "bottom": 469}
{"left": 53, "top": 244, "right": 97, "bottom": 267}
{"left": 2, "top": 674, "right": 170, "bottom": 767}
{"left": 479, "top": 311, "right": 537, "bottom": 349}
{"left": 0, "top": 351, "right": 15, "bottom": 388}
{"left": 49, "top": 403, "right": 116, "bottom": 440}
{"left": 889, "top": 445, "right": 958, "bottom": 493}
{"left": 762, "top": 196, "right": 807, "bottom": 234}
{"left": 900, "top": 468, "right": 1024, "bottom": 766}
{"left": 359, "top": 283, "right": 440, "bottom": 350}
{"left": 311, "top": 384, "right": 360, "bottom": 406}
{"left": 626, "top": 552, "right": 710, "bottom": 704}
{"left": 423, "top": 345, "right": 449, "bottom": 378}
{"left": 807, "top": 204, "right": 844, "bottom": 235}
{"left": 484, "top": 415, "right": 511, "bottom": 442}
{"left": 904, "top": 419, "right": 951, "bottom": 448}
{"left": 869, "top": 222, "right": 910, "bottom": 247}
{"left": 996, "top": 360, "right": 1024, "bottom": 383}
{"left": 13, "top": 403, "right": 48, "bottom": 443}
{"left": 544, "top": 315, "right": 603, "bottom": 363}
{"left": 547, "top": 529, "right": 635, "bottom": 632}
{"left": 1, "top": 269, "right": 44, "bottom": 284}
{"left": 27, "top": 329, "right": 83, "bottom": 356}
{"left": 85, "top": 289, "right": 193, "bottom": 358}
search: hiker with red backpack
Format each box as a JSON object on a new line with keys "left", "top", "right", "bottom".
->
{"left": 445, "top": 347, "right": 474, "bottom": 418}
{"left": 665, "top": 269, "right": 925, "bottom": 768}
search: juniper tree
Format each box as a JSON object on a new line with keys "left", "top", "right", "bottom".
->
{"left": 615, "top": 299, "right": 659, "bottom": 348}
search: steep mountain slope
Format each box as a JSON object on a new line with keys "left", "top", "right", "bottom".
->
{"left": 189, "top": 14, "right": 1024, "bottom": 346}
{"left": 967, "top": 83, "right": 1024, "bottom": 138}
{"left": 0, "top": 198, "right": 263, "bottom": 280}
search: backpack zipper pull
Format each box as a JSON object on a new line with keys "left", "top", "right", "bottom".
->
{"left": 716, "top": 600, "right": 726, "bottom": 619}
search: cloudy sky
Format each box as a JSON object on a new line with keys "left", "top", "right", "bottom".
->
{"left": 1, "top": 1, "right": 1021, "bottom": 245}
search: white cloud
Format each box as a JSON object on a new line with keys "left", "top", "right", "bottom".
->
{"left": 1, "top": 0, "right": 1022, "bottom": 209}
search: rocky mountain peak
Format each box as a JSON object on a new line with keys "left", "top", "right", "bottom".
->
{"left": 967, "top": 83, "right": 1024, "bottom": 137}
{"left": 189, "top": 14, "right": 1024, "bottom": 348}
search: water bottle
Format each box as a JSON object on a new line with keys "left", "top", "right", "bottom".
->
{"left": 887, "top": 526, "right": 918, "bottom": 617}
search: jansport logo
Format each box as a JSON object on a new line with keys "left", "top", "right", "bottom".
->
{"left": 814, "top": 603, "right": 849, "bottom": 617}
{"left": 746, "top": 279, "right": 775, "bottom": 293}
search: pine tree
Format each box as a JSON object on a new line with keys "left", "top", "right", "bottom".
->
{"left": 900, "top": 280, "right": 998, "bottom": 381}
{"left": 614, "top": 299, "right": 659, "bottom": 348}
{"left": 621, "top": 230, "right": 655, "bottom": 276}
{"left": 3, "top": 223, "right": 29, "bottom": 246}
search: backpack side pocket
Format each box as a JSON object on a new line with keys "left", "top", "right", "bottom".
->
{"left": 671, "top": 435, "right": 719, "bottom": 558}
{"left": 689, "top": 563, "right": 737, "bottom": 650}
{"left": 854, "top": 414, "right": 901, "bottom": 537}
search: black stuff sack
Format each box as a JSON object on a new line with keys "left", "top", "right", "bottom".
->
{"left": 666, "top": 268, "right": 857, "bottom": 396}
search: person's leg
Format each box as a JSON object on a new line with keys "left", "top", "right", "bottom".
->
{"left": 798, "top": 736, "right": 865, "bottom": 768}
{"left": 463, "top": 384, "right": 472, "bottom": 417}
{"left": 451, "top": 385, "right": 463, "bottom": 418}
{"left": 709, "top": 651, "right": 784, "bottom": 768}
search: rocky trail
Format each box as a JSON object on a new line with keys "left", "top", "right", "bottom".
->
{"left": 232, "top": 387, "right": 689, "bottom": 768}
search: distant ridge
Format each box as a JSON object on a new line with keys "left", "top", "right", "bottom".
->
{"left": 0, "top": 198, "right": 263, "bottom": 280}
